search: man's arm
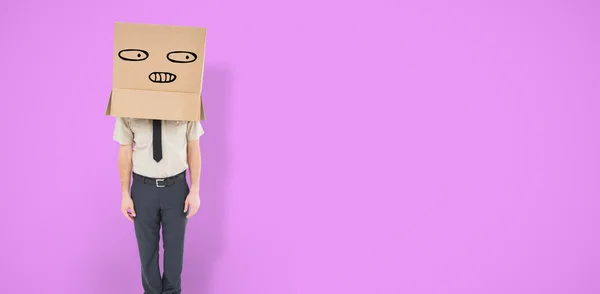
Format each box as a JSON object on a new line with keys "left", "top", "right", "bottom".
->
{"left": 184, "top": 120, "right": 204, "bottom": 218}
{"left": 119, "top": 144, "right": 136, "bottom": 221}
{"left": 187, "top": 139, "right": 201, "bottom": 193}
{"left": 113, "top": 117, "right": 136, "bottom": 221}
{"left": 118, "top": 144, "right": 133, "bottom": 195}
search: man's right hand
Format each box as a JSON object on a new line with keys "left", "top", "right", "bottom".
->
{"left": 121, "top": 192, "right": 136, "bottom": 221}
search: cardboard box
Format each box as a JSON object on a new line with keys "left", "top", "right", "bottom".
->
{"left": 105, "top": 22, "right": 207, "bottom": 121}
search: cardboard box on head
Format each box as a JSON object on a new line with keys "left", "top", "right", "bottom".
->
{"left": 105, "top": 22, "right": 207, "bottom": 121}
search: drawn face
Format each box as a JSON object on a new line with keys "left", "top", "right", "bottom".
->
{"left": 117, "top": 49, "right": 198, "bottom": 84}
{"left": 112, "top": 23, "right": 206, "bottom": 94}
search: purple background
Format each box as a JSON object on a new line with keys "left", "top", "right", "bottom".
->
{"left": 1, "top": 0, "right": 599, "bottom": 293}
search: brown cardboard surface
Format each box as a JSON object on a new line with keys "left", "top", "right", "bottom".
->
{"left": 106, "top": 22, "right": 207, "bottom": 121}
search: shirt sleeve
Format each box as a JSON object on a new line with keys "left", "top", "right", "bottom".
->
{"left": 186, "top": 121, "right": 205, "bottom": 141}
{"left": 113, "top": 117, "right": 134, "bottom": 145}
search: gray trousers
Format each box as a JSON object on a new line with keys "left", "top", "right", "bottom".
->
{"left": 131, "top": 172, "right": 189, "bottom": 294}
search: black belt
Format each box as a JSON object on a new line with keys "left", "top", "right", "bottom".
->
{"left": 133, "top": 171, "right": 186, "bottom": 188}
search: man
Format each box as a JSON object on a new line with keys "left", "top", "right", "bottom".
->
{"left": 113, "top": 117, "right": 203, "bottom": 294}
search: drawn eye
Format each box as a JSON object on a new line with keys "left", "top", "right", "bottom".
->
{"left": 118, "top": 49, "right": 149, "bottom": 61}
{"left": 167, "top": 51, "right": 197, "bottom": 63}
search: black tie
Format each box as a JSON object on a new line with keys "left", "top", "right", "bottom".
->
{"left": 152, "top": 120, "right": 163, "bottom": 162}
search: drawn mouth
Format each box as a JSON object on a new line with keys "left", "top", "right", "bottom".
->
{"left": 149, "top": 72, "right": 177, "bottom": 83}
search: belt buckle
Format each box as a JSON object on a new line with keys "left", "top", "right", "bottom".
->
{"left": 156, "top": 179, "right": 166, "bottom": 188}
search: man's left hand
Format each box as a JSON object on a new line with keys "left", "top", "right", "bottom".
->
{"left": 184, "top": 190, "right": 201, "bottom": 219}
